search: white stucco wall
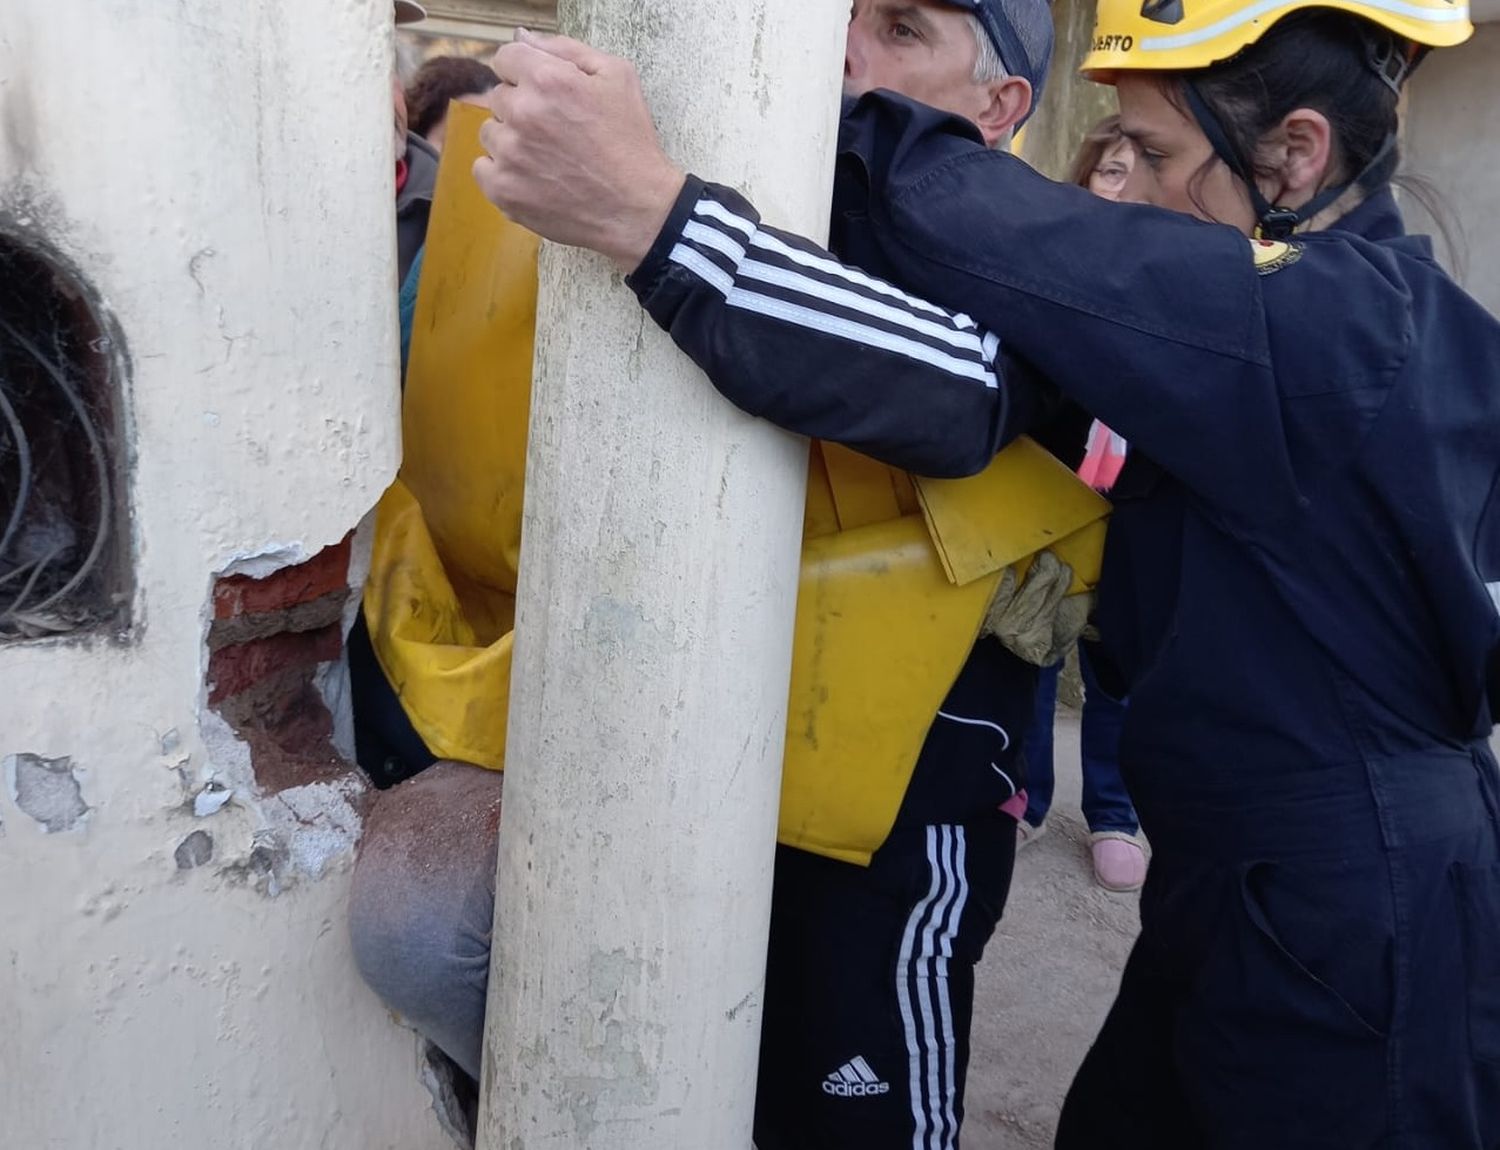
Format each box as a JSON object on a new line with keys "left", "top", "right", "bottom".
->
{"left": 0, "top": 4, "right": 447, "bottom": 1148}
{"left": 1404, "top": 21, "right": 1500, "bottom": 313}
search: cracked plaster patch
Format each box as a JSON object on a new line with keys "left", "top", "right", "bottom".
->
{"left": 195, "top": 709, "right": 368, "bottom": 895}
{"left": 264, "top": 774, "right": 366, "bottom": 881}
{"left": 175, "top": 829, "right": 214, "bottom": 869}
{"left": 5, "top": 753, "right": 89, "bottom": 832}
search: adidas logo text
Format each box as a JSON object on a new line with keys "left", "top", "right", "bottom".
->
{"left": 822, "top": 1056, "right": 891, "bottom": 1098}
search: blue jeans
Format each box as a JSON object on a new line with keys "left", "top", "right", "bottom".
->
{"left": 1023, "top": 645, "right": 1138, "bottom": 835}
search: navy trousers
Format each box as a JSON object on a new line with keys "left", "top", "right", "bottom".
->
{"left": 1056, "top": 744, "right": 1500, "bottom": 1149}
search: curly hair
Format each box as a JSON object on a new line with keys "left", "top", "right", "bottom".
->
{"left": 406, "top": 56, "right": 498, "bottom": 141}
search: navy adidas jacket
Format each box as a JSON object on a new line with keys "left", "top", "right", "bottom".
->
{"left": 627, "top": 91, "right": 1500, "bottom": 809}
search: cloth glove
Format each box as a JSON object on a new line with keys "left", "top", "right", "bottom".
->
{"left": 981, "top": 551, "right": 1095, "bottom": 667}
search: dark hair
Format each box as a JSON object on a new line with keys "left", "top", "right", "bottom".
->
{"left": 406, "top": 56, "right": 498, "bottom": 140}
{"left": 1175, "top": 11, "right": 1401, "bottom": 210}
{"left": 1178, "top": 10, "right": 1462, "bottom": 268}
{"left": 1067, "top": 115, "right": 1127, "bottom": 190}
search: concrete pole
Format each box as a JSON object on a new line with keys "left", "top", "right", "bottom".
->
{"left": 477, "top": 3, "right": 846, "bottom": 1148}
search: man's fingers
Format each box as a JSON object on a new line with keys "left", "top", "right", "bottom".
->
{"left": 472, "top": 151, "right": 519, "bottom": 223}
{"left": 513, "top": 27, "right": 611, "bottom": 75}
{"left": 477, "top": 116, "right": 505, "bottom": 158}
{"left": 490, "top": 33, "right": 609, "bottom": 90}
{"left": 472, "top": 153, "right": 495, "bottom": 192}
{"left": 474, "top": 119, "right": 511, "bottom": 207}
{"left": 489, "top": 38, "right": 571, "bottom": 89}
{"left": 484, "top": 79, "right": 516, "bottom": 123}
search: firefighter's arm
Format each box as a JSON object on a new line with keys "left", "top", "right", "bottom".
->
{"left": 836, "top": 90, "right": 1310, "bottom": 522}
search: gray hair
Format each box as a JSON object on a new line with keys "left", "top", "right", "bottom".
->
{"left": 967, "top": 14, "right": 1008, "bottom": 84}
{"left": 966, "top": 14, "right": 1013, "bottom": 148}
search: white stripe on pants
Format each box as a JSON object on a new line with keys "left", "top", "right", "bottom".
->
{"left": 894, "top": 825, "right": 970, "bottom": 1150}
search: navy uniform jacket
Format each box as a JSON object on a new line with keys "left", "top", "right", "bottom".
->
{"left": 627, "top": 92, "right": 1500, "bottom": 810}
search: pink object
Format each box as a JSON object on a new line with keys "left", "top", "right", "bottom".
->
{"left": 999, "top": 790, "right": 1029, "bottom": 822}
{"left": 1090, "top": 834, "right": 1147, "bottom": 892}
{"left": 1076, "top": 420, "right": 1128, "bottom": 492}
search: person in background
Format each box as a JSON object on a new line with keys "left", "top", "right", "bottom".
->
{"left": 1068, "top": 114, "right": 1133, "bottom": 199}
{"left": 406, "top": 56, "right": 501, "bottom": 153}
{"left": 393, "top": 0, "right": 438, "bottom": 285}
{"left": 1020, "top": 115, "right": 1147, "bottom": 894}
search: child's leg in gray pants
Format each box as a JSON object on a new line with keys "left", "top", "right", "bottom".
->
{"left": 348, "top": 761, "right": 502, "bottom": 1080}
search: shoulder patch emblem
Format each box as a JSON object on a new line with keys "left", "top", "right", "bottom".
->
{"left": 1250, "top": 238, "right": 1303, "bottom": 276}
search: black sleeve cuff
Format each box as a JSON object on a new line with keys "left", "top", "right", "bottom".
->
{"left": 626, "top": 173, "right": 708, "bottom": 299}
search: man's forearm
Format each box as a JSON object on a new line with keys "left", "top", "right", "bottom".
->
{"left": 626, "top": 176, "right": 1024, "bottom": 478}
{"left": 474, "top": 35, "right": 1030, "bottom": 478}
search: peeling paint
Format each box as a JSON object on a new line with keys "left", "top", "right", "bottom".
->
{"left": 265, "top": 774, "right": 365, "bottom": 881}
{"left": 192, "top": 781, "right": 233, "bottom": 818}
{"left": 196, "top": 709, "right": 365, "bottom": 894}
{"left": 197, "top": 708, "right": 258, "bottom": 802}
{"left": 175, "top": 830, "right": 214, "bottom": 869}
{"left": 214, "top": 542, "right": 313, "bottom": 582}
{"left": 5, "top": 753, "right": 89, "bottom": 832}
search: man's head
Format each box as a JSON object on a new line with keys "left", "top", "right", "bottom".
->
{"left": 844, "top": 0, "right": 1052, "bottom": 148}
{"left": 393, "top": 3, "right": 426, "bottom": 159}
{"left": 407, "top": 56, "right": 501, "bottom": 152}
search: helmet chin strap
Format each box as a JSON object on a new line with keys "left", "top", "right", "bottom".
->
{"left": 1180, "top": 33, "right": 1419, "bottom": 241}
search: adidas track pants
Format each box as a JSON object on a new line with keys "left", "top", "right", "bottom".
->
{"left": 754, "top": 814, "right": 1017, "bottom": 1150}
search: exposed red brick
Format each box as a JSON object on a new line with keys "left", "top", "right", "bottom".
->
{"left": 206, "top": 589, "right": 347, "bottom": 652}
{"left": 213, "top": 535, "right": 352, "bottom": 620}
{"left": 220, "top": 681, "right": 351, "bottom": 796}
{"left": 205, "top": 536, "right": 364, "bottom": 794}
{"left": 207, "top": 625, "right": 342, "bottom": 705}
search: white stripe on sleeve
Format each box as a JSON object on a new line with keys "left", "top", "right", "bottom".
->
{"left": 681, "top": 219, "right": 746, "bottom": 264}
{"left": 736, "top": 258, "right": 989, "bottom": 354}
{"left": 724, "top": 289, "right": 998, "bottom": 387}
{"left": 693, "top": 196, "right": 756, "bottom": 238}
{"left": 669, "top": 244, "right": 733, "bottom": 296}
{"left": 747, "top": 227, "right": 975, "bottom": 327}
{"left": 676, "top": 195, "right": 999, "bottom": 389}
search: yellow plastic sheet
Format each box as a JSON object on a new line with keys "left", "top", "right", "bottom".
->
{"left": 364, "top": 102, "right": 1111, "bottom": 864}
{"left": 784, "top": 515, "right": 1001, "bottom": 863}
{"left": 916, "top": 437, "right": 1111, "bottom": 592}
{"left": 785, "top": 443, "right": 1108, "bottom": 863}
{"left": 364, "top": 102, "right": 537, "bottom": 767}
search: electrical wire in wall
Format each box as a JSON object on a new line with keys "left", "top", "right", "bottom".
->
{"left": 0, "top": 239, "right": 122, "bottom": 641}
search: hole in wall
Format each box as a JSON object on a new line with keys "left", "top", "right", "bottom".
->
{"left": 0, "top": 230, "right": 130, "bottom": 642}
{"left": 207, "top": 536, "right": 356, "bottom": 792}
